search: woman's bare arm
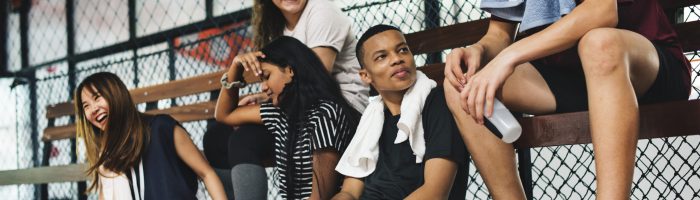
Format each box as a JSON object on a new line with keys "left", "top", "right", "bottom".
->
{"left": 173, "top": 126, "right": 227, "bottom": 200}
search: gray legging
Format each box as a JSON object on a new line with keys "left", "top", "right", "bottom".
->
{"left": 228, "top": 124, "right": 275, "bottom": 200}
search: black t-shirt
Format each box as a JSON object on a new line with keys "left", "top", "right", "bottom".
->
{"left": 360, "top": 87, "right": 469, "bottom": 200}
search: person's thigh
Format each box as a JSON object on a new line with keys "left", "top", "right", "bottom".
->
{"left": 498, "top": 62, "right": 558, "bottom": 115}
{"left": 501, "top": 28, "right": 662, "bottom": 115}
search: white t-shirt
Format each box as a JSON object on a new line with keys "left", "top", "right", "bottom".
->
{"left": 283, "top": 0, "right": 368, "bottom": 112}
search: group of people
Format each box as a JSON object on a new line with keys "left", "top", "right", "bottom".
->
{"left": 74, "top": 0, "right": 691, "bottom": 199}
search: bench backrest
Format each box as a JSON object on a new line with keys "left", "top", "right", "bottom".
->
{"left": 43, "top": 71, "right": 261, "bottom": 141}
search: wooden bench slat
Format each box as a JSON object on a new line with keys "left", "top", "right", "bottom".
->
{"left": 46, "top": 70, "right": 261, "bottom": 119}
{"left": 42, "top": 124, "right": 77, "bottom": 141}
{"left": 43, "top": 101, "right": 218, "bottom": 141}
{"left": 0, "top": 164, "right": 88, "bottom": 185}
{"left": 418, "top": 63, "right": 447, "bottom": 84}
{"left": 660, "top": 0, "right": 700, "bottom": 10}
{"left": 675, "top": 20, "right": 700, "bottom": 52}
{"left": 513, "top": 99, "right": 700, "bottom": 148}
{"left": 406, "top": 19, "right": 489, "bottom": 55}
{"left": 129, "top": 71, "right": 223, "bottom": 104}
{"left": 46, "top": 71, "right": 223, "bottom": 119}
{"left": 146, "top": 101, "right": 217, "bottom": 122}
{"left": 46, "top": 103, "right": 76, "bottom": 119}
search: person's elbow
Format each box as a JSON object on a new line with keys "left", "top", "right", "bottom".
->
{"left": 213, "top": 106, "right": 237, "bottom": 126}
{"left": 196, "top": 166, "right": 218, "bottom": 181}
{"left": 214, "top": 110, "right": 226, "bottom": 124}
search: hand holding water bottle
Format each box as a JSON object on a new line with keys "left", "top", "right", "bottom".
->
{"left": 483, "top": 98, "right": 522, "bottom": 143}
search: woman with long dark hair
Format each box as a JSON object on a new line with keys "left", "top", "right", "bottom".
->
{"left": 75, "top": 72, "right": 227, "bottom": 200}
{"left": 212, "top": 1, "right": 367, "bottom": 199}
{"left": 215, "top": 36, "right": 360, "bottom": 200}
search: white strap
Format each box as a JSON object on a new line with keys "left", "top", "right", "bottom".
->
{"left": 139, "top": 161, "right": 144, "bottom": 199}
{"left": 130, "top": 160, "right": 145, "bottom": 200}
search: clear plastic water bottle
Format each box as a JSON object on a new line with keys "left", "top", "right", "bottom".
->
{"left": 483, "top": 99, "right": 522, "bottom": 143}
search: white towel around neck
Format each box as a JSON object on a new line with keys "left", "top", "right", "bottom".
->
{"left": 335, "top": 71, "right": 436, "bottom": 178}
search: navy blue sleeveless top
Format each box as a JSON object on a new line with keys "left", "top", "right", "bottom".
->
{"left": 138, "top": 114, "right": 198, "bottom": 199}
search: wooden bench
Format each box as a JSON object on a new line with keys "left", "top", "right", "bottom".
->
{"left": 2, "top": 1, "right": 698, "bottom": 199}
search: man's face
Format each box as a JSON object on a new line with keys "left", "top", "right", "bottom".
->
{"left": 359, "top": 30, "right": 417, "bottom": 93}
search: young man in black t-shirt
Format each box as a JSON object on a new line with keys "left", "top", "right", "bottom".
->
{"left": 332, "top": 25, "right": 469, "bottom": 200}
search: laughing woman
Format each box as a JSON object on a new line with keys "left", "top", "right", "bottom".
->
{"left": 215, "top": 36, "right": 360, "bottom": 200}
{"left": 75, "top": 72, "right": 227, "bottom": 200}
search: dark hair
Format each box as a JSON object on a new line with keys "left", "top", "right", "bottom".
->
{"left": 252, "top": 0, "right": 289, "bottom": 48}
{"left": 74, "top": 72, "right": 149, "bottom": 193}
{"left": 355, "top": 24, "right": 403, "bottom": 68}
{"left": 260, "top": 36, "right": 361, "bottom": 198}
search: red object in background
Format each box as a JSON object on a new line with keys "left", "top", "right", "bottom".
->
{"left": 50, "top": 146, "right": 59, "bottom": 158}
{"left": 46, "top": 65, "right": 57, "bottom": 73}
{"left": 174, "top": 21, "right": 253, "bottom": 69}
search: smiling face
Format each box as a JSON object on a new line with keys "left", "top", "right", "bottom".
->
{"left": 260, "top": 62, "right": 294, "bottom": 106}
{"left": 359, "top": 30, "right": 417, "bottom": 93}
{"left": 272, "top": 0, "right": 307, "bottom": 17}
{"left": 80, "top": 85, "right": 110, "bottom": 131}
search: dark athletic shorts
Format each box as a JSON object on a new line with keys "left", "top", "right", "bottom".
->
{"left": 227, "top": 124, "right": 274, "bottom": 167}
{"left": 532, "top": 44, "right": 691, "bottom": 113}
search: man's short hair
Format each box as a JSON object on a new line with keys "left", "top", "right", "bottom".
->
{"left": 356, "top": 24, "right": 402, "bottom": 68}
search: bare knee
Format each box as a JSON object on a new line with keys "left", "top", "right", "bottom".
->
{"left": 443, "top": 79, "right": 466, "bottom": 113}
{"left": 578, "top": 28, "right": 628, "bottom": 76}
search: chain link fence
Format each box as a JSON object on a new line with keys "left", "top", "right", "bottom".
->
{"left": 2, "top": 0, "right": 699, "bottom": 199}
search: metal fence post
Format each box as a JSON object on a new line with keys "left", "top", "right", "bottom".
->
{"left": 18, "top": 0, "right": 43, "bottom": 198}
{"left": 206, "top": 0, "right": 214, "bottom": 20}
{"left": 64, "top": 0, "right": 86, "bottom": 198}
{"left": 1, "top": 0, "right": 7, "bottom": 75}
{"left": 129, "top": 0, "right": 139, "bottom": 87}
{"left": 168, "top": 38, "right": 177, "bottom": 108}
{"left": 517, "top": 148, "right": 534, "bottom": 200}
{"left": 424, "top": 0, "right": 441, "bottom": 64}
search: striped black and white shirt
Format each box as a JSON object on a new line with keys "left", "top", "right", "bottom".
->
{"left": 260, "top": 100, "right": 354, "bottom": 199}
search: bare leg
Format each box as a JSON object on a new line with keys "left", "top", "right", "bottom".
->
{"left": 445, "top": 82, "right": 525, "bottom": 200}
{"left": 444, "top": 63, "right": 555, "bottom": 200}
{"left": 578, "top": 28, "right": 660, "bottom": 200}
